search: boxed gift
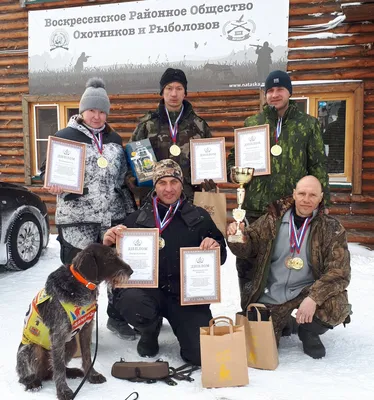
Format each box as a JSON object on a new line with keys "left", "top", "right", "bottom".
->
{"left": 125, "top": 139, "right": 157, "bottom": 187}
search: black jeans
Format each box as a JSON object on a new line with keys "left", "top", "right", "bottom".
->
{"left": 112, "top": 288, "right": 212, "bottom": 366}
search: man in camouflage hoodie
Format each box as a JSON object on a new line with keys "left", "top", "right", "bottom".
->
{"left": 227, "top": 70, "right": 330, "bottom": 220}
{"left": 127, "top": 68, "right": 214, "bottom": 203}
{"left": 227, "top": 176, "right": 351, "bottom": 359}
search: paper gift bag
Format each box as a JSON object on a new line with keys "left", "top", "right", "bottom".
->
{"left": 235, "top": 303, "right": 279, "bottom": 370}
{"left": 193, "top": 188, "right": 227, "bottom": 237}
{"left": 200, "top": 316, "right": 249, "bottom": 388}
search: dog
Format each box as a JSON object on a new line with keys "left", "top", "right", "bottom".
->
{"left": 16, "top": 243, "right": 133, "bottom": 400}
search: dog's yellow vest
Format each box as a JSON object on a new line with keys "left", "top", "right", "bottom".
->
{"left": 21, "top": 288, "right": 96, "bottom": 350}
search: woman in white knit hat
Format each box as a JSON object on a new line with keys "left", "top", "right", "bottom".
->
{"left": 40, "top": 77, "right": 137, "bottom": 339}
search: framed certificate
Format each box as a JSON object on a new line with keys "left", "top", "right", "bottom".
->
{"left": 190, "top": 138, "right": 227, "bottom": 184}
{"left": 116, "top": 228, "right": 159, "bottom": 288}
{"left": 44, "top": 136, "right": 86, "bottom": 194}
{"left": 180, "top": 247, "right": 221, "bottom": 306}
{"left": 234, "top": 124, "right": 271, "bottom": 176}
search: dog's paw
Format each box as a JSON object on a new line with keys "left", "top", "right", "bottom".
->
{"left": 56, "top": 386, "right": 74, "bottom": 400}
{"left": 88, "top": 372, "right": 106, "bottom": 384}
{"left": 25, "top": 380, "right": 42, "bottom": 391}
{"left": 65, "top": 367, "right": 84, "bottom": 379}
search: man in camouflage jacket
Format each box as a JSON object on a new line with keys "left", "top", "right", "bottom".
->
{"left": 128, "top": 68, "right": 212, "bottom": 202}
{"left": 227, "top": 70, "right": 330, "bottom": 220}
{"left": 227, "top": 176, "right": 351, "bottom": 359}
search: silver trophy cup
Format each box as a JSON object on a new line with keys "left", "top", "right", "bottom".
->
{"left": 228, "top": 166, "right": 254, "bottom": 243}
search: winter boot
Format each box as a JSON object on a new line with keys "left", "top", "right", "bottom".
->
{"left": 107, "top": 317, "right": 137, "bottom": 341}
{"left": 298, "top": 319, "right": 330, "bottom": 359}
{"left": 137, "top": 317, "right": 163, "bottom": 358}
{"left": 281, "top": 315, "right": 299, "bottom": 337}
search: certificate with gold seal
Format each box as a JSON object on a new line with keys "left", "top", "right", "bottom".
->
{"left": 44, "top": 136, "right": 86, "bottom": 194}
{"left": 116, "top": 228, "right": 159, "bottom": 288}
{"left": 180, "top": 247, "right": 221, "bottom": 306}
{"left": 234, "top": 124, "right": 271, "bottom": 176}
{"left": 190, "top": 138, "right": 227, "bottom": 185}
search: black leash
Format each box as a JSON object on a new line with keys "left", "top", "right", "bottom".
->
{"left": 72, "top": 304, "right": 100, "bottom": 399}
{"left": 71, "top": 304, "right": 139, "bottom": 400}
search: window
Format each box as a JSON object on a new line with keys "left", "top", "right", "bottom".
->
{"left": 22, "top": 98, "right": 80, "bottom": 181}
{"left": 32, "top": 105, "right": 59, "bottom": 176}
{"left": 290, "top": 82, "right": 363, "bottom": 193}
{"left": 319, "top": 100, "right": 346, "bottom": 175}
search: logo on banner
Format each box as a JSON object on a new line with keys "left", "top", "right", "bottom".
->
{"left": 222, "top": 15, "right": 256, "bottom": 42}
{"left": 50, "top": 29, "right": 69, "bottom": 51}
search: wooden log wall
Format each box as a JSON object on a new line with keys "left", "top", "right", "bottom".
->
{"left": 287, "top": 0, "right": 374, "bottom": 243}
{"left": 0, "top": 0, "right": 373, "bottom": 242}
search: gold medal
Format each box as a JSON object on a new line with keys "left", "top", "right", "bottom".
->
{"left": 292, "top": 257, "right": 304, "bottom": 270}
{"left": 285, "top": 257, "right": 293, "bottom": 269}
{"left": 170, "top": 144, "right": 181, "bottom": 156}
{"left": 97, "top": 156, "right": 108, "bottom": 168}
{"left": 285, "top": 257, "right": 304, "bottom": 270}
{"left": 159, "top": 237, "right": 165, "bottom": 250}
{"left": 271, "top": 144, "right": 282, "bottom": 156}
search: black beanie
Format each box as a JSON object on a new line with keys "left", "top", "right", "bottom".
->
{"left": 159, "top": 68, "right": 188, "bottom": 95}
{"left": 265, "top": 70, "right": 292, "bottom": 95}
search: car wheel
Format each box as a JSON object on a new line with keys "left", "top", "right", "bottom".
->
{"left": 6, "top": 213, "right": 43, "bottom": 271}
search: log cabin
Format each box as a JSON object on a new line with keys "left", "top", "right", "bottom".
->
{"left": 1, "top": 0, "right": 373, "bottom": 244}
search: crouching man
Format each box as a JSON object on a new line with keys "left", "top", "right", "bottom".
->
{"left": 227, "top": 175, "right": 351, "bottom": 359}
{"left": 104, "top": 159, "right": 227, "bottom": 365}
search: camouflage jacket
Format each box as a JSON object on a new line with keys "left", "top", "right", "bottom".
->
{"left": 228, "top": 197, "right": 351, "bottom": 314}
{"left": 227, "top": 101, "right": 330, "bottom": 218}
{"left": 130, "top": 99, "right": 212, "bottom": 200}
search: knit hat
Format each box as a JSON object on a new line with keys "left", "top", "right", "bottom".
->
{"left": 79, "top": 77, "right": 110, "bottom": 115}
{"left": 153, "top": 159, "right": 183, "bottom": 186}
{"left": 265, "top": 70, "right": 292, "bottom": 95}
{"left": 159, "top": 68, "right": 188, "bottom": 95}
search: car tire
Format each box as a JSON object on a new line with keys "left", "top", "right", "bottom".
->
{"left": 6, "top": 213, "right": 43, "bottom": 271}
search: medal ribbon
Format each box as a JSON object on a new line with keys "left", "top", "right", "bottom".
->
{"left": 152, "top": 196, "right": 181, "bottom": 234}
{"left": 91, "top": 131, "right": 104, "bottom": 156}
{"left": 289, "top": 212, "right": 310, "bottom": 254}
{"left": 165, "top": 105, "right": 184, "bottom": 144}
{"left": 275, "top": 117, "right": 282, "bottom": 144}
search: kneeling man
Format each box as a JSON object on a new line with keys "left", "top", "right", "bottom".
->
{"left": 227, "top": 175, "right": 351, "bottom": 359}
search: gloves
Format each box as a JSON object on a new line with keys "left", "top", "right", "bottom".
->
{"left": 200, "top": 179, "right": 217, "bottom": 192}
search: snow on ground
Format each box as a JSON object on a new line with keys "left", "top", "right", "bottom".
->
{"left": 1, "top": 236, "right": 373, "bottom": 400}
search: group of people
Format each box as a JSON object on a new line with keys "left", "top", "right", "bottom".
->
{"left": 42, "top": 68, "right": 351, "bottom": 367}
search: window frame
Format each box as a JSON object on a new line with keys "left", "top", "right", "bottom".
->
{"left": 22, "top": 95, "right": 80, "bottom": 184}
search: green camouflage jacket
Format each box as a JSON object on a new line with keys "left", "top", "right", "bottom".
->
{"left": 227, "top": 101, "right": 330, "bottom": 218}
{"left": 130, "top": 99, "right": 212, "bottom": 200}
{"left": 228, "top": 197, "right": 351, "bottom": 326}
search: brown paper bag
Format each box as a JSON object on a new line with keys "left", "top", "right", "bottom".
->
{"left": 235, "top": 303, "right": 279, "bottom": 370}
{"left": 193, "top": 188, "right": 227, "bottom": 237}
{"left": 200, "top": 316, "right": 249, "bottom": 388}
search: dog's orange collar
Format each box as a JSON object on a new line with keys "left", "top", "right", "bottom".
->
{"left": 70, "top": 264, "right": 97, "bottom": 290}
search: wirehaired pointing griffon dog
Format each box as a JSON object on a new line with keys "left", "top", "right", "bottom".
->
{"left": 16, "top": 243, "right": 133, "bottom": 400}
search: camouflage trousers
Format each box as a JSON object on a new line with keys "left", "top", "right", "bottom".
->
{"left": 263, "top": 287, "right": 351, "bottom": 344}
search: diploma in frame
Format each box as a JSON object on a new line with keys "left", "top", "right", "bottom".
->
{"left": 190, "top": 138, "right": 227, "bottom": 185}
{"left": 234, "top": 124, "right": 271, "bottom": 176}
{"left": 180, "top": 247, "right": 221, "bottom": 306}
{"left": 44, "top": 136, "right": 86, "bottom": 194}
{"left": 116, "top": 228, "right": 159, "bottom": 288}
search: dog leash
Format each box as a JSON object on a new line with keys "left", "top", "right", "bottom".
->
{"left": 71, "top": 304, "right": 139, "bottom": 400}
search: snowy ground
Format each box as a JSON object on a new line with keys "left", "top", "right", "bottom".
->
{"left": 1, "top": 236, "right": 373, "bottom": 400}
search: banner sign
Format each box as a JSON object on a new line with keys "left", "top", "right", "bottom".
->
{"left": 28, "top": 0, "right": 289, "bottom": 95}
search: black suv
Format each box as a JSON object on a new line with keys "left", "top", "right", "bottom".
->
{"left": 0, "top": 182, "right": 49, "bottom": 270}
